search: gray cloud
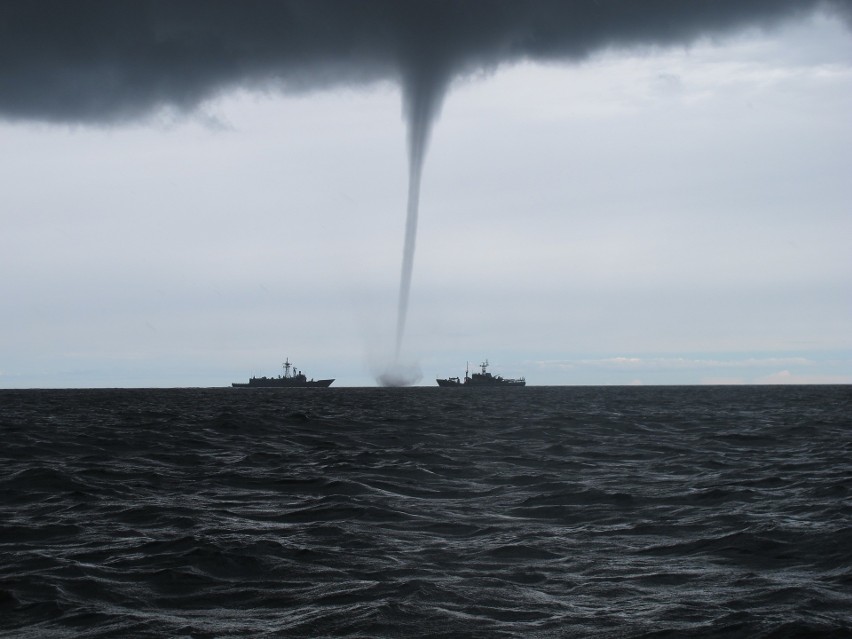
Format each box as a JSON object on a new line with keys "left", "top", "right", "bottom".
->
{"left": 1, "top": 0, "right": 848, "bottom": 124}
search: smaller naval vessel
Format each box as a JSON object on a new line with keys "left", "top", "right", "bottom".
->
{"left": 232, "top": 358, "right": 334, "bottom": 388}
{"left": 437, "top": 360, "right": 526, "bottom": 387}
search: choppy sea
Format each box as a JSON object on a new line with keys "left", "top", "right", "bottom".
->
{"left": 1, "top": 385, "right": 850, "bottom": 638}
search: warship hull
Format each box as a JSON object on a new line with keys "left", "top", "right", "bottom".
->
{"left": 232, "top": 378, "right": 334, "bottom": 388}
{"left": 232, "top": 358, "right": 334, "bottom": 388}
{"left": 437, "top": 360, "right": 525, "bottom": 387}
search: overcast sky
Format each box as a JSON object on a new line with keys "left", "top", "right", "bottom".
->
{"left": 1, "top": 1, "right": 850, "bottom": 387}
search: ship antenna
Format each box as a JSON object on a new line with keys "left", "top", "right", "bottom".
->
{"left": 283, "top": 358, "right": 292, "bottom": 378}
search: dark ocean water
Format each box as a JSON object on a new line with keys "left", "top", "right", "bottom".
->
{"left": 1, "top": 385, "right": 851, "bottom": 638}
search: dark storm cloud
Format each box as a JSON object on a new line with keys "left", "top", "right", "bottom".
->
{"left": 1, "top": 0, "right": 848, "bottom": 124}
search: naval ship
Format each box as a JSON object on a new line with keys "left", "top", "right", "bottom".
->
{"left": 437, "top": 360, "right": 526, "bottom": 387}
{"left": 232, "top": 358, "right": 334, "bottom": 388}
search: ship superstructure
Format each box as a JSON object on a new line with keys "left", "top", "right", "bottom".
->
{"left": 437, "top": 360, "right": 525, "bottom": 387}
{"left": 232, "top": 358, "right": 334, "bottom": 388}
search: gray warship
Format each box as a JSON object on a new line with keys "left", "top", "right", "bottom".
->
{"left": 232, "top": 358, "right": 334, "bottom": 388}
{"left": 437, "top": 360, "right": 526, "bottom": 387}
